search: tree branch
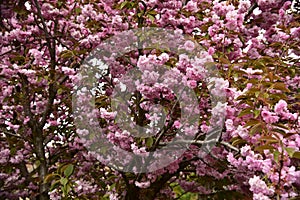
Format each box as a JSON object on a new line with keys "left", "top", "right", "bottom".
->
{"left": 159, "top": 139, "right": 239, "bottom": 152}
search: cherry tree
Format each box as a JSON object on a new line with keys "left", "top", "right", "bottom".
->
{"left": 0, "top": 0, "right": 299, "bottom": 199}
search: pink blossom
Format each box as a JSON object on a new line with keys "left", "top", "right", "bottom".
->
{"left": 135, "top": 180, "right": 150, "bottom": 188}
{"left": 249, "top": 175, "right": 274, "bottom": 196}
{"left": 1, "top": 0, "right": 299, "bottom": 198}
{"left": 253, "top": 193, "right": 271, "bottom": 200}
{"left": 183, "top": 40, "right": 195, "bottom": 51}
{"left": 235, "top": 125, "right": 249, "bottom": 139}
{"left": 62, "top": 67, "right": 75, "bottom": 75}
{"left": 208, "top": 47, "right": 215, "bottom": 55}
{"left": 187, "top": 80, "right": 197, "bottom": 88}
{"left": 109, "top": 192, "right": 119, "bottom": 200}
{"left": 208, "top": 77, "right": 229, "bottom": 97}
{"left": 261, "top": 110, "right": 279, "bottom": 124}
{"left": 184, "top": 1, "right": 199, "bottom": 12}
{"left": 238, "top": 0, "right": 251, "bottom": 13}
{"left": 282, "top": 112, "right": 298, "bottom": 121}
{"left": 142, "top": 70, "right": 160, "bottom": 84}
{"left": 240, "top": 145, "right": 252, "bottom": 157}
{"left": 173, "top": 120, "right": 181, "bottom": 129}
{"left": 290, "top": 27, "right": 300, "bottom": 38}
{"left": 100, "top": 108, "right": 116, "bottom": 120}
{"left": 158, "top": 53, "right": 169, "bottom": 63}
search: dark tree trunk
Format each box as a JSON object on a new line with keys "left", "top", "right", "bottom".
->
{"left": 125, "top": 186, "right": 157, "bottom": 200}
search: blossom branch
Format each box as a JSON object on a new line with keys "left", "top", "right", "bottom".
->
{"left": 159, "top": 139, "right": 239, "bottom": 152}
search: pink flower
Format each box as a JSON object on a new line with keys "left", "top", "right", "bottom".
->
{"left": 274, "top": 100, "right": 288, "bottom": 114}
{"left": 225, "top": 119, "right": 235, "bottom": 131}
{"left": 273, "top": 100, "right": 298, "bottom": 120}
{"left": 227, "top": 152, "right": 242, "bottom": 167}
{"left": 240, "top": 145, "right": 252, "bottom": 157}
{"left": 76, "top": 129, "right": 89, "bottom": 137}
{"left": 142, "top": 70, "right": 159, "bottom": 84}
{"left": 261, "top": 110, "right": 279, "bottom": 124}
{"left": 235, "top": 125, "right": 249, "bottom": 139}
{"left": 62, "top": 67, "right": 75, "bottom": 75}
{"left": 137, "top": 55, "right": 155, "bottom": 71}
{"left": 208, "top": 77, "right": 229, "bottom": 97}
{"left": 200, "top": 123, "right": 209, "bottom": 133}
{"left": 0, "top": 149, "right": 10, "bottom": 164}
{"left": 290, "top": 27, "right": 300, "bottom": 38}
{"left": 100, "top": 108, "right": 116, "bottom": 120}
{"left": 183, "top": 40, "right": 195, "bottom": 51}
{"left": 253, "top": 193, "right": 271, "bottom": 200}
{"left": 208, "top": 47, "right": 215, "bottom": 55}
{"left": 238, "top": 0, "right": 251, "bottom": 13}
{"left": 158, "top": 53, "right": 169, "bottom": 63}
{"left": 49, "top": 120, "right": 58, "bottom": 126}
{"left": 10, "top": 151, "right": 24, "bottom": 164}
{"left": 173, "top": 120, "right": 181, "bottom": 129}
{"left": 29, "top": 49, "right": 43, "bottom": 65}
{"left": 184, "top": 1, "right": 199, "bottom": 12}
{"left": 135, "top": 181, "right": 150, "bottom": 188}
{"left": 187, "top": 80, "right": 197, "bottom": 88}
{"left": 249, "top": 175, "right": 274, "bottom": 196}
{"left": 282, "top": 112, "right": 298, "bottom": 121}
{"left": 257, "top": 0, "right": 278, "bottom": 10}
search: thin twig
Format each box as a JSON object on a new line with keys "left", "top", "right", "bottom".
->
{"left": 159, "top": 139, "right": 240, "bottom": 152}
{"left": 2, "top": 130, "right": 23, "bottom": 139}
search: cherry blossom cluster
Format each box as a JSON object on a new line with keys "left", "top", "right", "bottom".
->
{"left": 0, "top": 0, "right": 299, "bottom": 199}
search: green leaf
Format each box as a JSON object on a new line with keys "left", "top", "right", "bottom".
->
{"left": 272, "top": 128, "right": 286, "bottom": 135}
{"left": 219, "top": 56, "right": 231, "bottom": 64}
{"left": 75, "top": 7, "right": 81, "bottom": 14}
{"left": 137, "top": 12, "right": 143, "bottom": 18}
{"left": 231, "top": 137, "right": 246, "bottom": 146}
{"left": 44, "top": 173, "right": 60, "bottom": 183}
{"left": 60, "top": 177, "right": 68, "bottom": 186}
{"left": 60, "top": 50, "right": 73, "bottom": 59}
{"left": 50, "top": 180, "right": 60, "bottom": 191}
{"left": 65, "top": 183, "right": 71, "bottom": 195}
{"left": 11, "top": 55, "right": 25, "bottom": 64}
{"left": 64, "top": 164, "right": 74, "bottom": 178}
{"left": 285, "top": 147, "right": 295, "bottom": 157}
{"left": 109, "top": 183, "right": 116, "bottom": 190}
{"left": 273, "top": 150, "right": 280, "bottom": 163}
{"left": 61, "top": 185, "right": 67, "bottom": 196}
{"left": 13, "top": 6, "right": 29, "bottom": 16}
{"left": 272, "top": 123, "right": 289, "bottom": 130}
{"left": 173, "top": 185, "right": 184, "bottom": 196}
{"left": 146, "top": 137, "right": 153, "bottom": 148}
{"left": 249, "top": 123, "right": 262, "bottom": 135}
{"left": 120, "top": 1, "right": 128, "bottom": 9}
{"left": 272, "top": 82, "right": 290, "bottom": 92}
{"left": 255, "top": 145, "right": 275, "bottom": 152}
{"left": 245, "top": 119, "right": 261, "bottom": 127}
{"left": 259, "top": 136, "right": 278, "bottom": 143}
{"left": 58, "top": 164, "right": 68, "bottom": 174}
{"left": 57, "top": 1, "right": 63, "bottom": 7}
{"left": 292, "top": 152, "right": 300, "bottom": 159}
{"left": 179, "top": 192, "right": 198, "bottom": 200}
{"left": 147, "top": 14, "right": 155, "bottom": 22}
{"left": 147, "top": 10, "right": 157, "bottom": 15}
{"left": 238, "top": 108, "right": 252, "bottom": 117}
{"left": 57, "top": 88, "right": 63, "bottom": 95}
{"left": 253, "top": 110, "right": 261, "bottom": 118}
{"left": 101, "top": 194, "right": 110, "bottom": 200}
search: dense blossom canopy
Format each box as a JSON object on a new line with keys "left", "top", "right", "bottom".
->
{"left": 0, "top": 0, "right": 299, "bottom": 199}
